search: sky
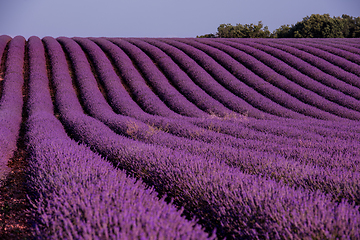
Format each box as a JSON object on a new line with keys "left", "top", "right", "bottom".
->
{"left": 0, "top": 0, "right": 359, "bottom": 39}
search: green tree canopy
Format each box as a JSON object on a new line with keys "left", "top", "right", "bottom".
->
{"left": 197, "top": 14, "right": 360, "bottom": 38}
{"left": 198, "top": 21, "right": 271, "bottom": 38}
{"left": 289, "top": 14, "right": 344, "bottom": 38}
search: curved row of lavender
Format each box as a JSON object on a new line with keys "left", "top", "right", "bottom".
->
{"left": 122, "top": 38, "right": 267, "bottom": 119}
{"left": 40, "top": 36, "right": 360, "bottom": 239}
{"left": 282, "top": 39, "right": 360, "bottom": 73}
{"left": 275, "top": 39, "right": 360, "bottom": 77}
{"left": 244, "top": 38, "right": 360, "bottom": 89}
{"left": 176, "top": 38, "right": 360, "bottom": 120}
{"left": 0, "top": 35, "right": 24, "bottom": 180}
{"left": 217, "top": 39, "right": 360, "bottom": 106}
{"left": 26, "top": 35, "right": 211, "bottom": 239}
{"left": 1, "top": 34, "right": 360, "bottom": 239}
{"left": 66, "top": 37, "right": 360, "bottom": 207}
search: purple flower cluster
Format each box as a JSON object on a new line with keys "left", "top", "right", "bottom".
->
{"left": 63, "top": 37, "right": 360, "bottom": 205}
{"left": 174, "top": 38, "right": 344, "bottom": 120}
{"left": 1, "top": 34, "right": 360, "bottom": 239}
{"left": 107, "top": 38, "right": 208, "bottom": 118}
{"left": 252, "top": 38, "right": 360, "bottom": 89}
{"left": 193, "top": 38, "right": 360, "bottom": 120}
{"left": 277, "top": 38, "right": 360, "bottom": 77}
{"left": 89, "top": 37, "right": 182, "bottom": 119}
{"left": 289, "top": 38, "right": 360, "bottom": 68}
{"left": 217, "top": 39, "right": 360, "bottom": 111}
{"left": 0, "top": 36, "right": 25, "bottom": 179}
{"left": 50, "top": 37, "right": 360, "bottom": 207}
{"left": 156, "top": 38, "right": 304, "bottom": 120}
{"left": 73, "top": 37, "right": 271, "bottom": 148}
{"left": 27, "top": 36, "right": 211, "bottom": 239}
{"left": 39, "top": 36, "right": 360, "bottom": 239}
{"left": 0, "top": 35, "right": 11, "bottom": 62}
{"left": 250, "top": 38, "right": 360, "bottom": 92}
{"left": 129, "top": 37, "right": 255, "bottom": 118}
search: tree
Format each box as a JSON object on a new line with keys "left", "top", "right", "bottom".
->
{"left": 214, "top": 21, "right": 271, "bottom": 38}
{"left": 216, "top": 23, "right": 237, "bottom": 38}
{"left": 272, "top": 24, "right": 292, "bottom": 38}
{"left": 341, "top": 14, "right": 360, "bottom": 37}
{"left": 289, "top": 14, "right": 344, "bottom": 38}
{"left": 196, "top": 33, "right": 217, "bottom": 38}
{"left": 197, "top": 14, "right": 360, "bottom": 38}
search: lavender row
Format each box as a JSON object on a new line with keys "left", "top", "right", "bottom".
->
{"left": 63, "top": 38, "right": 288, "bottom": 174}
{"left": 194, "top": 38, "right": 360, "bottom": 120}
{"left": 291, "top": 119, "right": 360, "bottom": 139}
{"left": 62, "top": 37, "right": 210, "bottom": 151}
{"left": 88, "top": 38, "right": 181, "bottom": 118}
{"left": 140, "top": 39, "right": 358, "bottom": 134}
{"left": 60, "top": 38, "right": 285, "bottom": 171}
{"left": 28, "top": 128, "right": 213, "bottom": 240}
{"left": 212, "top": 117, "right": 360, "bottom": 160}
{"left": 0, "top": 35, "right": 11, "bottom": 67}
{"left": 29, "top": 36, "right": 211, "bottom": 239}
{"left": 218, "top": 39, "right": 360, "bottom": 112}
{"left": 78, "top": 37, "right": 212, "bottom": 132}
{"left": 307, "top": 39, "right": 360, "bottom": 50}
{"left": 228, "top": 39, "right": 360, "bottom": 100}
{"left": 187, "top": 116, "right": 360, "bottom": 171}
{"left": 323, "top": 40, "right": 360, "bottom": 55}
{"left": 128, "top": 38, "right": 269, "bottom": 119}
{"left": 107, "top": 38, "right": 209, "bottom": 118}
{"left": 251, "top": 39, "right": 360, "bottom": 89}
{"left": 61, "top": 37, "right": 360, "bottom": 205}
{"left": 124, "top": 38, "right": 239, "bottom": 117}
{"left": 229, "top": 117, "right": 360, "bottom": 154}
{"left": 172, "top": 38, "right": 343, "bottom": 120}
{"left": 81, "top": 37, "right": 360, "bottom": 162}
{"left": 74, "top": 38, "right": 360, "bottom": 172}
{"left": 88, "top": 37, "right": 299, "bottom": 140}
{"left": 286, "top": 38, "right": 360, "bottom": 65}
{"left": 269, "top": 38, "right": 360, "bottom": 48}
{"left": 0, "top": 36, "right": 25, "bottom": 179}
{"left": 90, "top": 37, "right": 354, "bottom": 140}
{"left": 109, "top": 38, "right": 360, "bottom": 161}
{"left": 46, "top": 37, "right": 360, "bottom": 239}
{"left": 327, "top": 38, "right": 360, "bottom": 44}
{"left": 275, "top": 39, "right": 360, "bottom": 77}
{"left": 321, "top": 38, "right": 360, "bottom": 46}
{"left": 77, "top": 39, "right": 358, "bottom": 161}
{"left": 87, "top": 37, "right": 282, "bottom": 144}
{"left": 155, "top": 38, "right": 308, "bottom": 120}
{"left": 45, "top": 77, "right": 360, "bottom": 239}
{"left": 83, "top": 38, "right": 308, "bottom": 149}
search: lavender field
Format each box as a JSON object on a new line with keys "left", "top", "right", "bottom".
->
{"left": 1, "top": 35, "right": 360, "bottom": 239}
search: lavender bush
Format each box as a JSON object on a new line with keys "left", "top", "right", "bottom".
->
{"left": 107, "top": 38, "right": 208, "bottom": 118}
{"left": 156, "top": 38, "right": 305, "bottom": 120}
{"left": 1, "top": 34, "right": 359, "bottom": 239}
{"left": 193, "top": 38, "right": 360, "bottom": 120}
{"left": 27, "top": 36, "right": 211, "bottom": 239}
{"left": 250, "top": 38, "right": 360, "bottom": 89}
{"left": 219, "top": 39, "right": 360, "bottom": 106}
{"left": 56, "top": 37, "right": 360, "bottom": 206}
{"left": 42, "top": 36, "right": 360, "bottom": 239}
{"left": 172, "top": 38, "right": 343, "bottom": 120}
{"left": 0, "top": 36, "right": 25, "bottom": 180}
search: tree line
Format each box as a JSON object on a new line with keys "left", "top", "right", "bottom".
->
{"left": 197, "top": 14, "right": 360, "bottom": 38}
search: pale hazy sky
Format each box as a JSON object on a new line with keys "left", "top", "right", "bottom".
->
{"left": 0, "top": 0, "right": 359, "bottom": 39}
